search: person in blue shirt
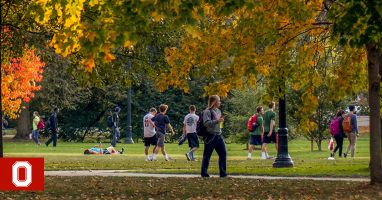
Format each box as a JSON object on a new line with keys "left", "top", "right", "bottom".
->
{"left": 45, "top": 107, "right": 59, "bottom": 147}
{"left": 344, "top": 105, "right": 359, "bottom": 158}
{"left": 111, "top": 106, "right": 121, "bottom": 147}
{"left": 151, "top": 104, "right": 175, "bottom": 161}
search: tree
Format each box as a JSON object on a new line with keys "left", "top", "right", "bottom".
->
{"left": 329, "top": 0, "right": 382, "bottom": 184}
{"left": 1, "top": 49, "right": 45, "bottom": 119}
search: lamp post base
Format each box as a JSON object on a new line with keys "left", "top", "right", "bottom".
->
{"left": 273, "top": 127, "right": 294, "bottom": 168}
{"left": 273, "top": 155, "right": 294, "bottom": 168}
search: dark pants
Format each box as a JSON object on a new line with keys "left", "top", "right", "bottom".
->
{"left": 111, "top": 127, "right": 120, "bottom": 147}
{"left": 333, "top": 134, "right": 344, "bottom": 157}
{"left": 46, "top": 129, "right": 57, "bottom": 147}
{"left": 201, "top": 134, "right": 227, "bottom": 177}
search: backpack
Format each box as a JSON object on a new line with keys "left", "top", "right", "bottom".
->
{"left": 329, "top": 117, "right": 341, "bottom": 136}
{"left": 107, "top": 115, "right": 114, "bottom": 128}
{"left": 342, "top": 114, "right": 352, "bottom": 134}
{"left": 247, "top": 114, "right": 258, "bottom": 132}
{"left": 196, "top": 109, "right": 213, "bottom": 138}
{"left": 37, "top": 119, "right": 45, "bottom": 130}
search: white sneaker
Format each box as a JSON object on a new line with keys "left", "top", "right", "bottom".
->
{"left": 328, "top": 157, "right": 335, "bottom": 160}
{"left": 145, "top": 157, "right": 152, "bottom": 162}
{"left": 261, "top": 156, "right": 267, "bottom": 160}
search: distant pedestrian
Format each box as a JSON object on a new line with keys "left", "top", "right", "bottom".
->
{"left": 344, "top": 105, "right": 358, "bottom": 158}
{"left": 45, "top": 107, "right": 59, "bottom": 147}
{"left": 111, "top": 106, "right": 121, "bottom": 147}
{"left": 32, "top": 111, "right": 41, "bottom": 146}
{"left": 184, "top": 105, "right": 200, "bottom": 161}
{"left": 262, "top": 102, "right": 277, "bottom": 159}
{"left": 143, "top": 108, "right": 158, "bottom": 161}
{"left": 328, "top": 110, "right": 345, "bottom": 160}
{"left": 201, "top": 95, "right": 227, "bottom": 178}
{"left": 247, "top": 107, "right": 263, "bottom": 160}
{"left": 151, "top": 104, "right": 175, "bottom": 161}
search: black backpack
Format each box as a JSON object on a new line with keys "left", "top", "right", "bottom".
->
{"left": 107, "top": 115, "right": 114, "bottom": 128}
{"left": 196, "top": 109, "right": 213, "bottom": 138}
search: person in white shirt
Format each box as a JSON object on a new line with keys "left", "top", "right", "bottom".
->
{"left": 183, "top": 105, "right": 200, "bottom": 161}
{"left": 143, "top": 108, "right": 157, "bottom": 161}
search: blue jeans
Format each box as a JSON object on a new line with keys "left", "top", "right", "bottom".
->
{"left": 32, "top": 130, "right": 40, "bottom": 144}
{"left": 111, "top": 127, "right": 120, "bottom": 147}
{"left": 46, "top": 129, "right": 57, "bottom": 147}
{"left": 201, "top": 134, "right": 227, "bottom": 177}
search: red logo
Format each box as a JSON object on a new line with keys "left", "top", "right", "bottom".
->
{"left": 0, "top": 158, "right": 44, "bottom": 191}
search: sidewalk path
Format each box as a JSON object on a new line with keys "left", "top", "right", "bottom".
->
{"left": 45, "top": 170, "right": 370, "bottom": 182}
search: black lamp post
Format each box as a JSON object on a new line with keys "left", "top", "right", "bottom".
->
{"left": 273, "top": 94, "right": 294, "bottom": 168}
{"left": 125, "top": 51, "right": 134, "bottom": 144}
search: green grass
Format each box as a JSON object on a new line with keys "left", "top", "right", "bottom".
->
{"left": 3, "top": 136, "right": 370, "bottom": 177}
{"left": 2, "top": 176, "right": 381, "bottom": 199}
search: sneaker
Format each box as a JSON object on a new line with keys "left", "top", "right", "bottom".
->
{"left": 267, "top": 156, "right": 274, "bottom": 159}
{"left": 145, "top": 157, "right": 152, "bottom": 162}
{"left": 185, "top": 153, "right": 191, "bottom": 161}
{"left": 328, "top": 157, "right": 335, "bottom": 160}
{"left": 344, "top": 153, "right": 348, "bottom": 158}
{"left": 191, "top": 158, "right": 198, "bottom": 161}
{"left": 261, "top": 156, "right": 267, "bottom": 160}
{"left": 247, "top": 157, "right": 252, "bottom": 160}
{"left": 119, "top": 148, "right": 125, "bottom": 154}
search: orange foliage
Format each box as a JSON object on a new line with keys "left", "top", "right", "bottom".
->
{"left": 1, "top": 50, "right": 45, "bottom": 119}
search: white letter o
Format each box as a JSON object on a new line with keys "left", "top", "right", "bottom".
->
{"left": 12, "top": 161, "right": 32, "bottom": 187}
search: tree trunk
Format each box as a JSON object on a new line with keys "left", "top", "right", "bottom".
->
{"left": 15, "top": 103, "right": 31, "bottom": 139}
{"left": 310, "top": 139, "right": 314, "bottom": 152}
{"left": 316, "top": 140, "right": 322, "bottom": 151}
{"left": 366, "top": 44, "right": 382, "bottom": 184}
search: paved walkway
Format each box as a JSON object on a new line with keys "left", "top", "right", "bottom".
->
{"left": 45, "top": 170, "right": 370, "bottom": 182}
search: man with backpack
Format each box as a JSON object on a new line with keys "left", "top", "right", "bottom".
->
{"left": 247, "top": 107, "right": 263, "bottom": 160}
{"left": 343, "top": 105, "right": 359, "bottom": 158}
{"left": 328, "top": 110, "right": 345, "bottom": 160}
{"left": 201, "top": 95, "right": 226, "bottom": 178}
{"left": 45, "top": 107, "right": 59, "bottom": 147}
{"left": 183, "top": 105, "right": 200, "bottom": 161}
{"left": 111, "top": 106, "right": 121, "bottom": 147}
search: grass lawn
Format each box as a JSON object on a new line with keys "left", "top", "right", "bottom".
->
{"left": 3, "top": 136, "right": 370, "bottom": 177}
{"left": 2, "top": 176, "right": 381, "bottom": 199}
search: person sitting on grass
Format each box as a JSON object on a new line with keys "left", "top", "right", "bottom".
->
{"left": 84, "top": 145, "right": 124, "bottom": 155}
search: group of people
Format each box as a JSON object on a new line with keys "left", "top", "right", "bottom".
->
{"left": 142, "top": 95, "right": 227, "bottom": 177}
{"left": 31, "top": 107, "right": 59, "bottom": 147}
{"left": 247, "top": 102, "right": 278, "bottom": 160}
{"left": 329, "top": 105, "right": 359, "bottom": 160}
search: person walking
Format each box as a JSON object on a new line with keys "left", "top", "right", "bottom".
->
{"left": 344, "top": 105, "right": 359, "bottom": 158}
{"left": 262, "top": 102, "right": 277, "bottom": 159}
{"left": 247, "top": 106, "right": 264, "bottom": 160}
{"left": 32, "top": 111, "right": 41, "bottom": 146}
{"left": 201, "top": 95, "right": 227, "bottom": 178}
{"left": 328, "top": 110, "right": 346, "bottom": 159}
{"left": 45, "top": 107, "right": 59, "bottom": 147}
{"left": 143, "top": 108, "right": 158, "bottom": 161}
{"left": 151, "top": 104, "right": 175, "bottom": 161}
{"left": 184, "top": 105, "right": 200, "bottom": 161}
{"left": 111, "top": 106, "right": 121, "bottom": 147}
